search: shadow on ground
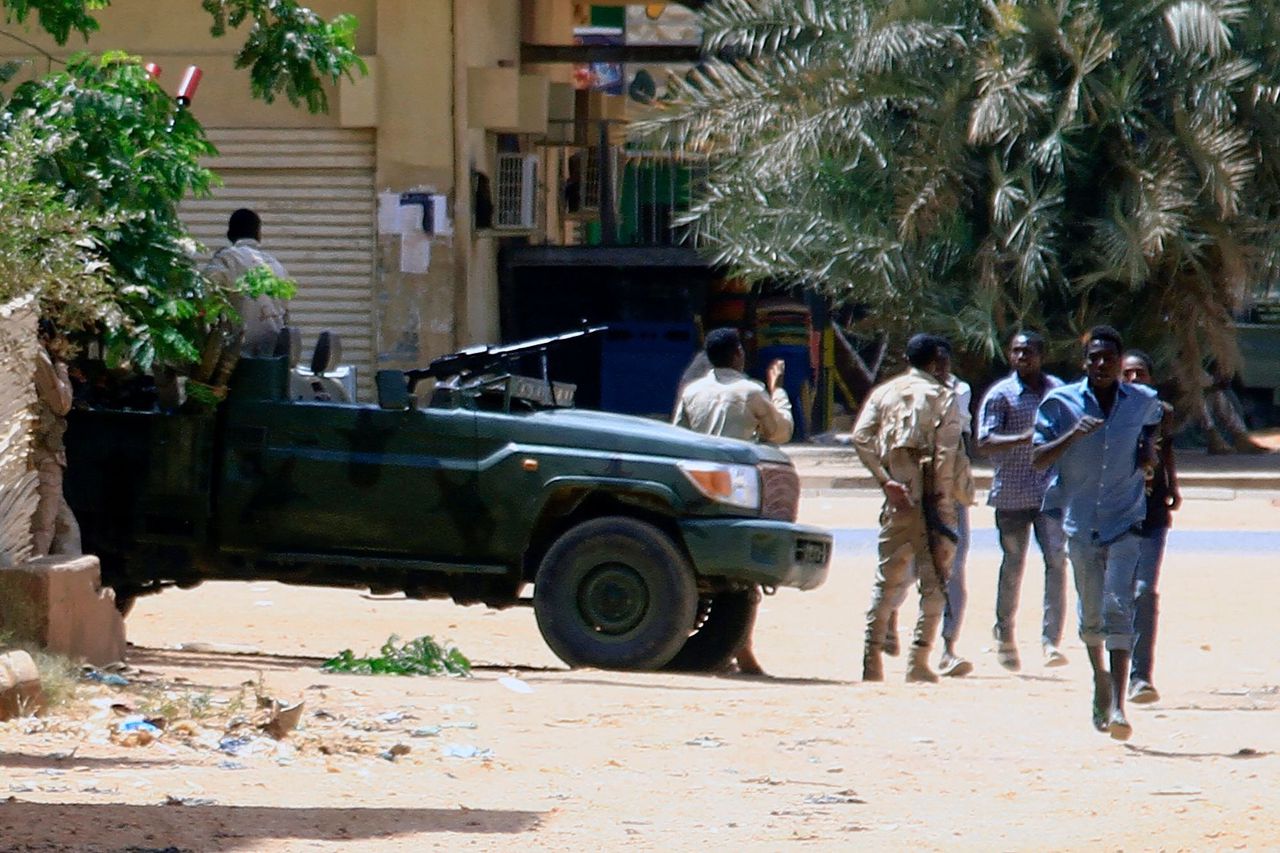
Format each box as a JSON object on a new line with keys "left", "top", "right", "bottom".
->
{"left": 0, "top": 803, "right": 543, "bottom": 850}
{"left": 0, "top": 753, "right": 187, "bottom": 771}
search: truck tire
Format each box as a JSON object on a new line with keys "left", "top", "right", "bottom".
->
{"left": 113, "top": 590, "right": 137, "bottom": 619}
{"left": 663, "top": 589, "right": 758, "bottom": 673}
{"left": 534, "top": 516, "right": 697, "bottom": 671}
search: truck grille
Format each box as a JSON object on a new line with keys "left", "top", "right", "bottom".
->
{"left": 760, "top": 463, "right": 800, "bottom": 522}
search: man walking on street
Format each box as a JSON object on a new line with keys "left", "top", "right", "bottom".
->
{"left": 1121, "top": 350, "right": 1181, "bottom": 705}
{"left": 674, "top": 327, "right": 793, "bottom": 674}
{"left": 205, "top": 208, "right": 291, "bottom": 356}
{"left": 937, "top": 371, "right": 977, "bottom": 676}
{"left": 853, "top": 334, "right": 964, "bottom": 683}
{"left": 977, "top": 331, "right": 1069, "bottom": 671}
{"left": 1033, "top": 326, "right": 1163, "bottom": 740}
{"left": 882, "top": 369, "right": 976, "bottom": 677}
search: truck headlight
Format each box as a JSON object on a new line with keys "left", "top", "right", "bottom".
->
{"left": 678, "top": 461, "right": 761, "bottom": 511}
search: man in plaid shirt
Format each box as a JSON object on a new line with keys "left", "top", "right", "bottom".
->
{"left": 977, "top": 331, "right": 1068, "bottom": 672}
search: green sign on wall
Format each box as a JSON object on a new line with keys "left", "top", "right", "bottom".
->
{"left": 591, "top": 6, "right": 625, "bottom": 28}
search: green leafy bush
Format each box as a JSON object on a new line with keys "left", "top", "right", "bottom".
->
{"left": 0, "top": 120, "right": 115, "bottom": 334}
{"left": 322, "top": 635, "right": 472, "bottom": 678}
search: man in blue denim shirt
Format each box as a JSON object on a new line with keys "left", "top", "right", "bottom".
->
{"left": 1033, "top": 326, "right": 1163, "bottom": 741}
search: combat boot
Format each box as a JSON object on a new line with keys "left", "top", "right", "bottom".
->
{"left": 905, "top": 648, "right": 939, "bottom": 683}
{"left": 862, "top": 647, "right": 884, "bottom": 682}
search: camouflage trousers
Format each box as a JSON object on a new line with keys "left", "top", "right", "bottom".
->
{"left": 32, "top": 456, "right": 80, "bottom": 558}
{"left": 864, "top": 501, "right": 958, "bottom": 655}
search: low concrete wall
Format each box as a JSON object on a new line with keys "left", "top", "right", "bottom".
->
{"left": 0, "top": 555, "right": 126, "bottom": 666}
{"left": 0, "top": 297, "right": 37, "bottom": 567}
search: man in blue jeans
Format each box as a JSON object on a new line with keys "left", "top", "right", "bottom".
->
{"left": 1033, "top": 326, "right": 1163, "bottom": 740}
{"left": 977, "top": 331, "right": 1068, "bottom": 672}
{"left": 1121, "top": 350, "right": 1181, "bottom": 704}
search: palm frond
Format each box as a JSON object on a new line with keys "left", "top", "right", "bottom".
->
{"left": 1161, "top": 0, "right": 1247, "bottom": 60}
{"left": 1174, "top": 109, "right": 1256, "bottom": 217}
{"left": 700, "top": 0, "right": 840, "bottom": 57}
{"left": 968, "top": 54, "right": 1050, "bottom": 146}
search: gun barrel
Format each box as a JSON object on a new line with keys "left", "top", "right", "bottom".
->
{"left": 405, "top": 325, "right": 607, "bottom": 389}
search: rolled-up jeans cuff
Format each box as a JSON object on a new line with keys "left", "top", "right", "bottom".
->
{"left": 1105, "top": 635, "right": 1134, "bottom": 653}
{"left": 1080, "top": 632, "right": 1104, "bottom": 648}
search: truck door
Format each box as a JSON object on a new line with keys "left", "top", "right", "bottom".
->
{"left": 217, "top": 401, "right": 480, "bottom": 562}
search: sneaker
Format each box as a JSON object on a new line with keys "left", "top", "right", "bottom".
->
{"left": 1129, "top": 679, "right": 1160, "bottom": 704}
{"left": 1107, "top": 708, "right": 1133, "bottom": 741}
{"left": 938, "top": 651, "right": 974, "bottom": 678}
{"left": 1092, "top": 702, "right": 1109, "bottom": 733}
{"left": 996, "top": 643, "right": 1021, "bottom": 672}
{"left": 1043, "top": 644, "right": 1069, "bottom": 668}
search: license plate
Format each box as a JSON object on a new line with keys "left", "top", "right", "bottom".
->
{"left": 795, "top": 539, "right": 828, "bottom": 565}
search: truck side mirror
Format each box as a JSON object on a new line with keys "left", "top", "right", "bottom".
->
{"left": 376, "top": 370, "right": 411, "bottom": 410}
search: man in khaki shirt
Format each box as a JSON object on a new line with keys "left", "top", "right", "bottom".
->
{"left": 204, "top": 208, "right": 290, "bottom": 356}
{"left": 853, "top": 333, "right": 964, "bottom": 683}
{"left": 674, "top": 327, "right": 792, "bottom": 674}
{"left": 674, "top": 328, "right": 793, "bottom": 444}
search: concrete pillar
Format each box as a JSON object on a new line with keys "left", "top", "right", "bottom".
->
{"left": 374, "top": 0, "right": 460, "bottom": 367}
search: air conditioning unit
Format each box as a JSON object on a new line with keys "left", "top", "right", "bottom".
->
{"left": 494, "top": 153, "right": 539, "bottom": 231}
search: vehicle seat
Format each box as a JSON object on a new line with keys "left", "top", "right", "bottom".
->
{"left": 292, "top": 331, "right": 353, "bottom": 403}
{"left": 312, "top": 330, "right": 342, "bottom": 377}
{"left": 274, "top": 326, "right": 302, "bottom": 366}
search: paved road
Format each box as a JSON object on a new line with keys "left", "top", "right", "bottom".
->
{"left": 832, "top": 527, "right": 1280, "bottom": 555}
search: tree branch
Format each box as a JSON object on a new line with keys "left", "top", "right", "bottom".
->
{"left": 0, "top": 27, "right": 64, "bottom": 71}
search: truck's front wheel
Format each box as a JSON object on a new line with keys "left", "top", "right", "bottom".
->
{"left": 534, "top": 516, "right": 697, "bottom": 671}
{"left": 663, "top": 588, "right": 758, "bottom": 672}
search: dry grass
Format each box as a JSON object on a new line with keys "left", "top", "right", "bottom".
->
{"left": 25, "top": 648, "right": 80, "bottom": 711}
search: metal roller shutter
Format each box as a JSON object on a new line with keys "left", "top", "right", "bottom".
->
{"left": 180, "top": 128, "right": 377, "bottom": 399}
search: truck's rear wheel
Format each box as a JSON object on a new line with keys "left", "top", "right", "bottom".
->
{"left": 663, "top": 589, "right": 758, "bottom": 672}
{"left": 533, "top": 516, "right": 697, "bottom": 671}
{"left": 113, "top": 589, "right": 137, "bottom": 618}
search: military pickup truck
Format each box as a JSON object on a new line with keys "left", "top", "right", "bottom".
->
{"left": 64, "top": 329, "right": 832, "bottom": 672}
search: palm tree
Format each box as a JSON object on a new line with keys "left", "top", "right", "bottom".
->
{"left": 641, "top": 0, "right": 967, "bottom": 319}
{"left": 644, "top": 0, "right": 1280, "bottom": 423}
{"left": 957, "top": 0, "right": 1280, "bottom": 411}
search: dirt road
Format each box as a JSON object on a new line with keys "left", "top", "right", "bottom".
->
{"left": 2, "top": 496, "right": 1278, "bottom": 851}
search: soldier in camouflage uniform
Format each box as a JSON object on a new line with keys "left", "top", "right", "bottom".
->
{"left": 31, "top": 323, "right": 79, "bottom": 556}
{"left": 852, "top": 334, "right": 964, "bottom": 683}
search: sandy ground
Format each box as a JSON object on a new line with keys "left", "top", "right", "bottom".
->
{"left": 2, "top": 495, "right": 1279, "bottom": 852}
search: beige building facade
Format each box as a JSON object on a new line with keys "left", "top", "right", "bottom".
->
{"left": 1, "top": 0, "right": 653, "bottom": 394}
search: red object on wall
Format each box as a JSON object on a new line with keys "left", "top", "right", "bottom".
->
{"left": 144, "top": 63, "right": 162, "bottom": 79}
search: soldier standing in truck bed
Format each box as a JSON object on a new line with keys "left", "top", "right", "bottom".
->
{"left": 204, "top": 208, "right": 290, "bottom": 356}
